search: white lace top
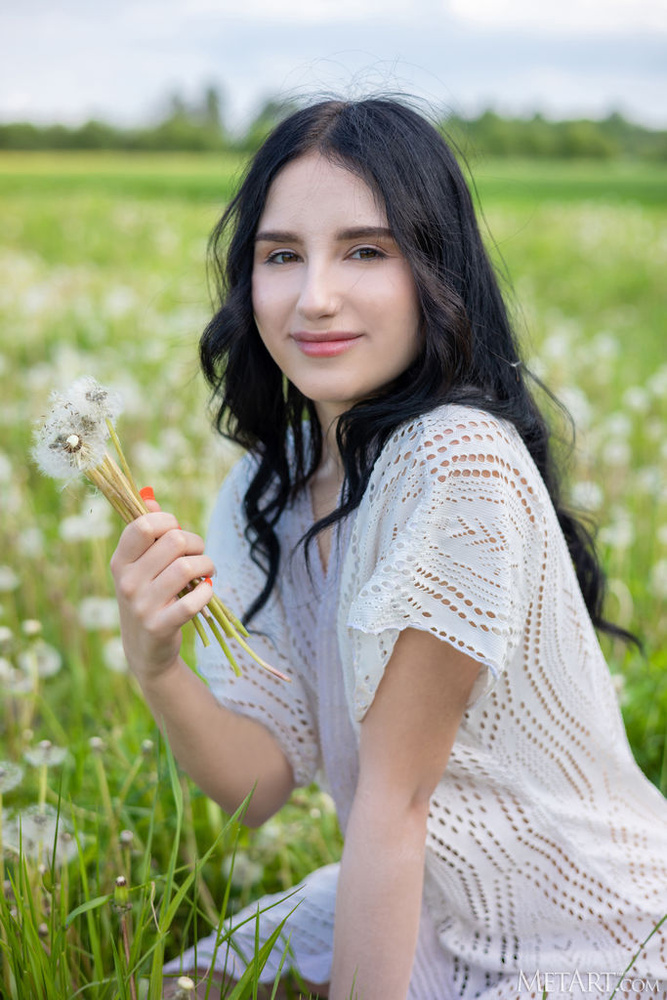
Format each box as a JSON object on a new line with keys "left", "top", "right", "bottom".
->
{"left": 197, "top": 404, "right": 667, "bottom": 993}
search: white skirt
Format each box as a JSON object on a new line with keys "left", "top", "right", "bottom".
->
{"left": 163, "top": 863, "right": 666, "bottom": 999}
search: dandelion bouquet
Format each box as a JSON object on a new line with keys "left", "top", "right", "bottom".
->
{"left": 33, "top": 377, "right": 287, "bottom": 682}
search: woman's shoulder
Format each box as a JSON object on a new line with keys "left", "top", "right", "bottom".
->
{"left": 375, "top": 402, "right": 538, "bottom": 483}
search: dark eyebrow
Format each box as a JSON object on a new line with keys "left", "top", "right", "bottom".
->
{"left": 254, "top": 226, "right": 395, "bottom": 244}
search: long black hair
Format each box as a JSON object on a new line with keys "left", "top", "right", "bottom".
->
{"left": 200, "top": 97, "right": 635, "bottom": 645}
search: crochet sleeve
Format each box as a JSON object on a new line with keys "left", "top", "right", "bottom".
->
{"left": 197, "top": 454, "right": 320, "bottom": 787}
{"left": 339, "top": 406, "right": 545, "bottom": 724}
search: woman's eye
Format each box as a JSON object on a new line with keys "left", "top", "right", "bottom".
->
{"left": 350, "top": 246, "right": 385, "bottom": 261}
{"left": 266, "top": 250, "right": 299, "bottom": 265}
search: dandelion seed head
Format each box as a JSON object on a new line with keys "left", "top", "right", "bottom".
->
{"left": 24, "top": 741, "right": 68, "bottom": 768}
{"left": 611, "top": 673, "right": 628, "bottom": 706}
{"left": 140, "top": 739, "right": 154, "bottom": 756}
{"left": 650, "top": 560, "right": 667, "bottom": 600}
{"left": 623, "top": 386, "right": 651, "bottom": 414}
{"left": 21, "top": 620, "right": 42, "bottom": 638}
{"left": 7, "top": 669, "right": 35, "bottom": 695}
{"left": 599, "top": 517, "right": 634, "bottom": 551}
{"left": 647, "top": 364, "right": 667, "bottom": 399}
{"left": 0, "top": 626, "right": 13, "bottom": 648}
{"left": 32, "top": 381, "right": 115, "bottom": 481}
{"left": 590, "top": 331, "right": 619, "bottom": 362}
{"left": 603, "top": 412, "right": 632, "bottom": 439}
{"left": 0, "top": 566, "right": 20, "bottom": 593}
{"left": 18, "top": 527, "right": 45, "bottom": 559}
{"left": 17, "top": 640, "right": 62, "bottom": 678}
{"left": 221, "top": 851, "right": 263, "bottom": 889}
{"left": 571, "top": 480, "right": 604, "bottom": 512}
{"left": 0, "top": 451, "right": 12, "bottom": 484}
{"left": 0, "top": 657, "right": 13, "bottom": 681}
{"left": 119, "top": 829, "right": 134, "bottom": 846}
{"left": 0, "top": 761, "right": 24, "bottom": 794}
{"left": 5, "top": 804, "right": 77, "bottom": 866}
{"left": 79, "top": 596, "right": 119, "bottom": 632}
{"left": 89, "top": 736, "right": 106, "bottom": 754}
{"left": 68, "top": 376, "right": 123, "bottom": 425}
{"left": 103, "top": 636, "right": 128, "bottom": 674}
{"left": 601, "top": 440, "right": 631, "bottom": 468}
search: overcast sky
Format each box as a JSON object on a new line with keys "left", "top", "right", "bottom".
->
{"left": 2, "top": 0, "right": 666, "bottom": 129}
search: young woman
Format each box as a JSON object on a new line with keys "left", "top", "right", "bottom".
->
{"left": 111, "top": 99, "right": 667, "bottom": 999}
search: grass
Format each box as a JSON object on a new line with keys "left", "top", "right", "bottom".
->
{"left": 0, "top": 152, "right": 665, "bottom": 994}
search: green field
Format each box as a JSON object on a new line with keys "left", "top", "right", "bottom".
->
{"left": 0, "top": 153, "right": 665, "bottom": 996}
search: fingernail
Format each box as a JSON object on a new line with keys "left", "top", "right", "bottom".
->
{"left": 139, "top": 486, "right": 155, "bottom": 502}
{"left": 204, "top": 577, "right": 213, "bottom": 586}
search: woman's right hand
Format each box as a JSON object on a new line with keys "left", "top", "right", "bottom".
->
{"left": 110, "top": 495, "right": 215, "bottom": 686}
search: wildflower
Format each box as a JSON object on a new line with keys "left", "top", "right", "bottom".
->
{"left": 140, "top": 740, "right": 154, "bottom": 756}
{"left": 0, "top": 451, "right": 12, "bottom": 483}
{"left": 17, "top": 640, "right": 63, "bottom": 679}
{"left": 113, "top": 874, "right": 131, "bottom": 911}
{"left": 590, "top": 332, "right": 619, "bottom": 362}
{"left": 603, "top": 412, "right": 632, "bottom": 439}
{"left": 4, "top": 804, "right": 78, "bottom": 866}
{"left": 89, "top": 737, "right": 106, "bottom": 754}
{"left": 6, "top": 669, "right": 35, "bottom": 695}
{"left": 79, "top": 596, "right": 119, "bottom": 632}
{"left": 0, "top": 566, "right": 19, "bottom": 592}
{"left": 601, "top": 440, "right": 631, "bottom": 468}
{"left": 559, "top": 386, "right": 592, "bottom": 432}
{"left": 174, "top": 978, "right": 195, "bottom": 997}
{"left": 599, "top": 518, "right": 634, "bottom": 551}
{"left": 622, "top": 386, "right": 651, "bottom": 414}
{"left": 32, "top": 392, "right": 109, "bottom": 483}
{"left": 21, "top": 620, "right": 42, "bottom": 638}
{"left": 636, "top": 467, "right": 663, "bottom": 497}
{"left": 570, "top": 481, "right": 604, "bottom": 512}
{"left": 17, "top": 526, "right": 45, "bottom": 558}
{"left": 611, "top": 673, "right": 628, "bottom": 706}
{"left": 650, "top": 560, "right": 667, "bottom": 601}
{"left": 24, "top": 740, "right": 68, "bottom": 768}
{"left": 0, "top": 762, "right": 24, "bottom": 795}
{"left": 119, "top": 829, "right": 134, "bottom": 847}
{"left": 103, "top": 636, "right": 128, "bottom": 674}
{"left": 647, "top": 364, "right": 667, "bottom": 399}
{"left": 221, "top": 851, "right": 263, "bottom": 889}
{"left": 60, "top": 510, "right": 112, "bottom": 542}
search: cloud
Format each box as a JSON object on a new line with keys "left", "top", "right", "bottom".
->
{"left": 1, "top": 1, "right": 665, "bottom": 127}
{"left": 448, "top": 0, "right": 667, "bottom": 35}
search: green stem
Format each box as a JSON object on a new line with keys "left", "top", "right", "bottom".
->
{"left": 38, "top": 763, "right": 47, "bottom": 813}
{"left": 106, "top": 418, "right": 140, "bottom": 499}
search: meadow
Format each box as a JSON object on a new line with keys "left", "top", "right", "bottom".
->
{"left": 0, "top": 151, "right": 665, "bottom": 997}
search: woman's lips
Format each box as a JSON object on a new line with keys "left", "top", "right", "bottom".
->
{"left": 292, "top": 332, "right": 362, "bottom": 358}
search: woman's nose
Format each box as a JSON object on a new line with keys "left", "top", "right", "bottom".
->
{"left": 296, "top": 262, "right": 339, "bottom": 320}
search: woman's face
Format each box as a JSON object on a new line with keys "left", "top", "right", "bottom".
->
{"left": 252, "top": 153, "right": 422, "bottom": 427}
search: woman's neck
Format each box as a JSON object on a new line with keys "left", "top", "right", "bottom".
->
{"left": 314, "top": 403, "right": 345, "bottom": 485}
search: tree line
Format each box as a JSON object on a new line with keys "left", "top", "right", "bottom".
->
{"left": 1, "top": 88, "right": 665, "bottom": 160}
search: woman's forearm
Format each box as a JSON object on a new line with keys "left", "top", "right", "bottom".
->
{"left": 138, "top": 657, "right": 295, "bottom": 827}
{"left": 330, "top": 793, "right": 428, "bottom": 1000}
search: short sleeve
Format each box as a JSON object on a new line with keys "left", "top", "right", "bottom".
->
{"left": 338, "top": 406, "right": 545, "bottom": 724}
{"left": 198, "top": 454, "right": 320, "bottom": 787}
